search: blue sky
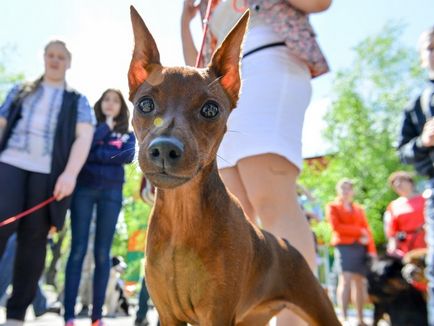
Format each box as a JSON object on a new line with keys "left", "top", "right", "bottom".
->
{"left": 0, "top": 0, "right": 433, "bottom": 157}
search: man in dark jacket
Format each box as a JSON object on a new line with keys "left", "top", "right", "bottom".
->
{"left": 398, "top": 26, "right": 434, "bottom": 325}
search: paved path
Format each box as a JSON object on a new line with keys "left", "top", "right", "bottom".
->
{"left": 0, "top": 307, "right": 384, "bottom": 326}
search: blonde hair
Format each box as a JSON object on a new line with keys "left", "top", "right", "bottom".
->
{"left": 336, "top": 178, "right": 354, "bottom": 194}
{"left": 418, "top": 27, "right": 434, "bottom": 67}
{"left": 44, "top": 40, "right": 72, "bottom": 61}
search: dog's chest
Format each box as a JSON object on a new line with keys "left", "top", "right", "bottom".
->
{"left": 146, "top": 241, "right": 215, "bottom": 316}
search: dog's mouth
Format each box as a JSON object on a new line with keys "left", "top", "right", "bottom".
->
{"left": 146, "top": 170, "right": 192, "bottom": 189}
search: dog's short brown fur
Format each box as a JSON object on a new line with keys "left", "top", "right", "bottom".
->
{"left": 128, "top": 6, "right": 340, "bottom": 326}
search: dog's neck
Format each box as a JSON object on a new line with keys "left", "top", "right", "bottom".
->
{"left": 151, "top": 159, "right": 232, "bottom": 237}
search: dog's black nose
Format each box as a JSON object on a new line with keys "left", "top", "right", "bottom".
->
{"left": 147, "top": 136, "right": 184, "bottom": 168}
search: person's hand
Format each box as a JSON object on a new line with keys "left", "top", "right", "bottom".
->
{"left": 106, "top": 116, "right": 115, "bottom": 130}
{"left": 53, "top": 172, "right": 77, "bottom": 201}
{"left": 359, "top": 228, "right": 369, "bottom": 245}
{"left": 421, "top": 118, "right": 434, "bottom": 147}
{"left": 182, "top": 0, "right": 200, "bottom": 25}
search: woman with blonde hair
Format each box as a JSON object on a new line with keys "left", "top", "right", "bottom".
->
{"left": 327, "top": 179, "right": 376, "bottom": 326}
{"left": 0, "top": 40, "right": 95, "bottom": 325}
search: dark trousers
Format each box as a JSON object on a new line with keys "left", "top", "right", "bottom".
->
{"left": 64, "top": 185, "right": 122, "bottom": 322}
{"left": 0, "top": 233, "right": 48, "bottom": 316}
{"left": 0, "top": 162, "right": 51, "bottom": 320}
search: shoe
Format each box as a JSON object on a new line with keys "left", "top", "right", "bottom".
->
{"left": 35, "top": 301, "right": 62, "bottom": 317}
{"left": 91, "top": 320, "right": 105, "bottom": 326}
{"left": 65, "top": 320, "right": 75, "bottom": 326}
{"left": 134, "top": 318, "right": 149, "bottom": 326}
{"left": 46, "top": 301, "right": 62, "bottom": 315}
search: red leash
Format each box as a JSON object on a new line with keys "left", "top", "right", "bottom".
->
{"left": 195, "top": 0, "right": 214, "bottom": 68}
{"left": 0, "top": 196, "right": 56, "bottom": 228}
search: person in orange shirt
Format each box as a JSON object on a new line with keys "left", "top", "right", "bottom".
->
{"left": 384, "top": 171, "right": 426, "bottom": 257}
{"left": 326, "top": 178, "right": 376, "bottom": 326}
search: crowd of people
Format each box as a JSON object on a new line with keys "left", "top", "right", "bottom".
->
{"left": 0, "top": 0, "right": 432, "bottom": 325}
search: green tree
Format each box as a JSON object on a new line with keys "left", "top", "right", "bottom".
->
{"left": 300, "top": 23, "right": 424, "bottom": 247}
{"left": 0, "top": 48, "right": 24, "bottom": 100}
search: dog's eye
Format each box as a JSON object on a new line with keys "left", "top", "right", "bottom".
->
{"left": 137, "top": 97, "right": 155, "bottom": 114}
{"left": 200, "top": 101, "right": 219, "bottom": 120}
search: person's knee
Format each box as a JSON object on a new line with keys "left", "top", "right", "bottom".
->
{"left": 69, "top": 244, "right": 88, "bottom": 264}
{"left": 94, "top": 250, "right": 110, "bottom": 267}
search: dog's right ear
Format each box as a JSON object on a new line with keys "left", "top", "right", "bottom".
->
{"left": 128, "top": 6, "right": 161, "bottom": 100}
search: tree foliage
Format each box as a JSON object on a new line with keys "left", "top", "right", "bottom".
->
{"left": 300, "top": 23, "right": 425, "bottom": 247}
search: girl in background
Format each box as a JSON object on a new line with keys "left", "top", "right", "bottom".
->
{"left": 63, "top": 89, "right": 135, "bottom": 326}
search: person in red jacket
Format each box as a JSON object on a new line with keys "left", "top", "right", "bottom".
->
{"left": 384, "top": 171, "right": 426, "bottom": 257}
{"left": 327, "top": 178, "right": 376, "bottom": 326}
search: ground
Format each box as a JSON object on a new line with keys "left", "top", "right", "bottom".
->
{"left": 0, "top": 307, "right": 387, "bottom": 326}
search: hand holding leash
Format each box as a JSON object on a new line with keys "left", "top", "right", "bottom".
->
{"left": 54, "top": 171, "right": 77, "bottom": 201}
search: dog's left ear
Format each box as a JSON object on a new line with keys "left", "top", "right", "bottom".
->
{"left": 209, "top": 10, "right": 249, "bottom": 107}
{"left": 128, "top": 6, "right": 161, "bottom": 100}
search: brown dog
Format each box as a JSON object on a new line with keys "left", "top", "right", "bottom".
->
{"left": 403, "top": 248, "right": 428, "bottom": 299}
{"left": 128, "top": 6, "right": 340, "bottom": 326}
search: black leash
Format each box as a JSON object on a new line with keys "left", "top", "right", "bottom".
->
{"left": 242, "top": 42, "right": 286, "bottom": 59}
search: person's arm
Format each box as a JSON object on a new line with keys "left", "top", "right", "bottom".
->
{"left": 0, "top": 85, "right": 21, "bottom": 140}
{"left": 181, "top": 0, "right": 200, "bottom": 66}
{"left": 90, "top": 123, "right": 112, "bottom": 149}
{"left": 87, "top": 133, "right": 136, "bottom": 165}
{"left": 0, "top": 117, "right": 6, "bottom": 141}
{"left": 53, "top": 123, "right": 94, "bottom": 201}
{"left": 360, "top": 208, "right": 377, "bottom": 255}
{"left": 397, "top": 100, "right": 431, "bottom": 165}
{"left": 326, "top": 204, "right": 363, "bottom": 237}
{"left": 287, "top": 0, "right": 332, "bottom": 13}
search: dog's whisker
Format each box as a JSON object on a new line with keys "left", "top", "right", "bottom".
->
{"left": 217, "top": 154, "right": 231, "bottom": 165}
{"left": 226, "top": 129, "right": 242, "bottom": 133}
{"left": 109, "top": 147, "right": 136, "bottom": 160}
{"left": 207, "top": 76, "right": 223, "bottom": 89}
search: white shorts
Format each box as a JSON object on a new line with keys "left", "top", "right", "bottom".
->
{"left": 217, "top": 46, "right": 312, "bottom": 170}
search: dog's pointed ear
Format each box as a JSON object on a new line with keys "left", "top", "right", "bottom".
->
{"left": 209, "top": 10, "right": 249, "bottom": 107}
{"left": 128, "top": 6, "right": 161, "bottom": 100}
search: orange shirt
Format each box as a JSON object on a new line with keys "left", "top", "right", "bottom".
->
{"left": 386, "top": 195, "right": 426, "bottom": 253}
{"left": 326, "top": 200, "right": 377, "bottom": 254}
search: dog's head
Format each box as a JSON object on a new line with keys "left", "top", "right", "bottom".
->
{"left": 402, "top": 248, "right": 427, "bottom": 287}
{"left": 128, "top": 6, "right": 249, "bottom": 189}
{"left": 112, "top": 256, "right": 127, "bottom": 273}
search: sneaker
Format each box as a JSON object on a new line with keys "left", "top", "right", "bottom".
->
{"left": 65, "top": 320, "right": 75, "bottom": 326}
{"left": 91, "top": 320, "right": 105, "bottom": 326}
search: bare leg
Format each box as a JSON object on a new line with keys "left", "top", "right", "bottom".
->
{"left": 222, "top": 154, "right": 317, "bottom": 326}
{"left": 220, "top": 166, "right": 255, "bottom": 221}
{"left": 352, "top": 274, "right": 367, "bottom": 325}
{"left": 337, "top": 272, "right": 352, "bottom": 321}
